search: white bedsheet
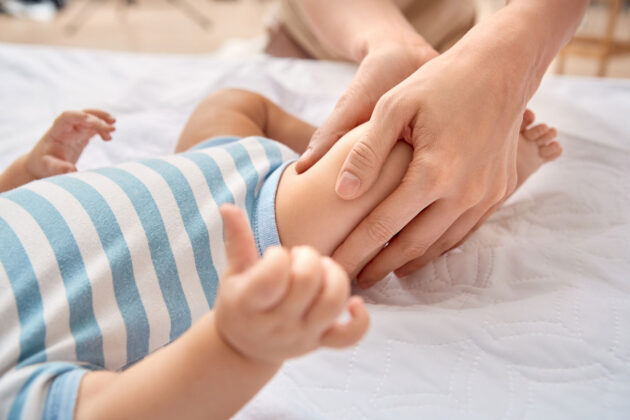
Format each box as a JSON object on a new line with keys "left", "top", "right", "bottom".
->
{"left": 1, "top": 43, "right": 629, "bottom": 419}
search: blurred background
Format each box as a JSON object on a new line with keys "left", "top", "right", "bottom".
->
{"left": 0, "top": 0, "right": 629, "bottom": 78}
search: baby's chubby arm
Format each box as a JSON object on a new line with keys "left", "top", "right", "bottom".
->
{"left": 74, "top": 205, "right": 369, "bottom": 420}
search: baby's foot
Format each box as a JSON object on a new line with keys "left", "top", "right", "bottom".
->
{"left": 25, "top": 109, "right": 116, "bottom": 180}
{"left": 514, "top": 109, "right": 563, "bottom": 191}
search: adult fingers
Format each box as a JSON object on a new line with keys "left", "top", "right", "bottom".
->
{"left": 394, "top": 202, "right": 493, "bottom": 277}
{"left": 304, "top": 257, "right": 350, "bottom": 332}
{"left": 295, "top": 84, "right": 372, "bottom": 173}
{"left": 320, "top": 296, "right": 370, "bottom": 349}
{"left": 335, "top": 90, "right": 414, "bottom": 200}
{"left": 356, "top": 200, "right": 462, "bottom": 287}
{"left": 332, "top": 158, "right": 437, "bottom": 275}
{"left": 275, "top": 246, "right": 324, "bottom": 319}
{"left": 220, "top": 204, "right": 259, "bottom": 277}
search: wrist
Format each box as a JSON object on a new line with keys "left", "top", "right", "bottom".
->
{"left": 355, "top": 29, "right": 435, "bottom": 63}
{"left": 21, "top": 153, "right": 40, "bottom": 181}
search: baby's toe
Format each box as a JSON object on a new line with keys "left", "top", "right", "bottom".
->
{"left": 520, "top": 109, "right": 536, "bottom": 132}
{"left": 534, "top": 127, "right": 558, "bottom": 146}
{"left": 523, "top": 123, "right": 549, "bottom": 142}
{"left": 539, "top": 141, "right": 563, "bottom": 161}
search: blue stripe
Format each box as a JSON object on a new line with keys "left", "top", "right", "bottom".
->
{"left": 140, "top": 159, "right": 220, "bottom": 308}
{"left": 221, "top": 142, "right": 259, "bottom": 218}
{"left": 0, "top": 217, "right": 47, "bottom": 366}
{"left": 8, "top": 363, "right": 79, "bottom": 420}
{"left": 5, "top": 189, "right": 105, "bottom": 367}
{"left": 180, "top": 152, "right": 235, "bottom": 207}
{"left": 48, "top": 177, "right": 150, "bottom": 364}
{"left": 257, "top": 137, "right": 285, "bottom": 172}
{"left": 94, "top": 167, "right": 191, "bottom": 341}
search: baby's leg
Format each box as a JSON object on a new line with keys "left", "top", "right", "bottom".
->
{"left": 276, "top": 123, "right": 411, "bottom": 261}
{"left": 276, "top": 113, "right": 562, "bottom": 275}
{"left": 176, "top": 89, "right": 315, "bottom": 153}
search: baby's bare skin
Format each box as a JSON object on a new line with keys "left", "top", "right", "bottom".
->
{"left": 276, "top": 109, "right": 562, "bottom": 280}
{"left": 0, "top": 109, "right": 115, "bottom": 192}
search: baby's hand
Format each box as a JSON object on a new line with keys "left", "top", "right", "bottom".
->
{"left": 215, "top": 204, "right": 370, "bottom": 366}
{"left": 25, "top": 109, "right": 116, "bottom": 179}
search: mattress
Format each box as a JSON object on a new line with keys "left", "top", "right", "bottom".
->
{"left": 1, "top": 43, "right": 629, "bottom": 419}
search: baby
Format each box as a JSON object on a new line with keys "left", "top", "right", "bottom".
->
{"left": 0, "top": 89, "right": 561, "bottom": 419}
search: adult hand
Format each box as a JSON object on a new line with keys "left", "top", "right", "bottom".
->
{"left": 331, "top": 49, "right": 525, "bottom": 287}
{"left": 295, "top": 42, "right": 437, "bottom": 173}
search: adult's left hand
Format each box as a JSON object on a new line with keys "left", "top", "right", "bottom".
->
{"left": 331, "top": 47, "right": 525, "bottom": 288}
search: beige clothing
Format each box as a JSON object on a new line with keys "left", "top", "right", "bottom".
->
{"left": 276, "top": 0, "right": 477, "bottom": 61}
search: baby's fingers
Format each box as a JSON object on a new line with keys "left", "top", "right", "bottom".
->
{"left": 236, "top": 247, "right": 291, "bottom": 312}
{"left": 80, "top": 113, "right": 115, "bottom": 141}
{"left": 276, "top": 246, "right": 324, "bottom": 319}
{"left": 320, "top": 296, "right": 370, "bottom": 349}
{"left": 83, "top": 109, "right": 116, "bottom": 125}
{"left": 304, "top": 257, "right": 350, "bottom": 332}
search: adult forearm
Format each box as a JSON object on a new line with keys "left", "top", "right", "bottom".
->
{"left": 76, "top": 313, "right": 280, "bottom": 420}
{"left": 447, "top": 0, "right": 588, "bottom": 109}
{"left": 300, "top": 0, "right": 429, "bottom": 61}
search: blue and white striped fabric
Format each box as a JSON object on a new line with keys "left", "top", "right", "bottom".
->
{"left": 0, "top": 136, "right": 298, "bottom": 419}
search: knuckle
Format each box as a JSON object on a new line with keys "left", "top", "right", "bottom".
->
{"left": 375, "top": 91, "right": 401, "bottom": 118}
{"left": 400, "top": 239, "right": 430, "bottom": 260}
{"left": 366, "top": 216, "right": 396, "bottom": 244}
{"left": 347, "top": 140, "right": 380, "bottom": 174}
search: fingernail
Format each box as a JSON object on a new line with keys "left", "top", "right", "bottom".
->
{"left": 336, "top": 171, "right": 360, "bottom": 199}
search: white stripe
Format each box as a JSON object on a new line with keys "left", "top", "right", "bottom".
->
{"left": 19, "top": 365, "right": 59, "bottom": 420}
{"left": 242, "top": 137, "right": 271, "bottom": 197}
{"left": 119, "top": 161, "right": 206, "bottom": 323}
{"left": 27, "top": 181, "right": 127, "bottom": 369}
{"left": 0, "top": 260, "right": 20, "bottom": 378}
{"left": 70, "top": 171, "right": 171, "bottom": 352}
{"left": 0, "top": 365, "right": 39, "bottom": 419}
{"left": 198, "top": 147, "right": 249, "bottom": 223}
{"left": 164, "top": 155, "right": 227, "bottom": 300}
{"left": 0, "top": 198, "right": 73, "bottom": 364}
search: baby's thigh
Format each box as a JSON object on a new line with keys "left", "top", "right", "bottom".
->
{"left": 176, "top": 91, "right": 264, "bottom": 153}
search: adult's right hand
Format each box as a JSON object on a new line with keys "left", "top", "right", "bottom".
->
{"left": 295, "top": 42, "right": 438, "bottom": 173}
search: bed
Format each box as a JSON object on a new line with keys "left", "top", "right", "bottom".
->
{"left": 1, "top": 43, "right": 629, "bottom": 419}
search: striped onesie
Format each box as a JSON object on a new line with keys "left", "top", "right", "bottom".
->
{"left": 0, "top": 136, "right": 298, "bottom": 419}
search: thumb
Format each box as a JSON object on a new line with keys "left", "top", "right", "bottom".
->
{"left": 296, "top": 87, "right": 373, "bottom": 174}
{"left": 41, "top": 155, "right": 77, "bottom": 177}
{"left": 220, "top": 204, "right": 259, "bottom": 277}
{"left": 335, "top": 93, "right": 412, "bottom": 200}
